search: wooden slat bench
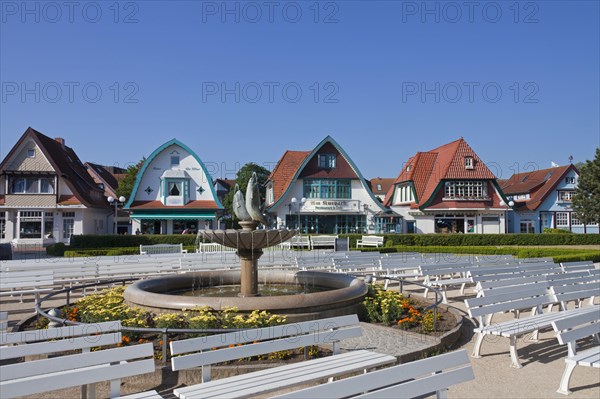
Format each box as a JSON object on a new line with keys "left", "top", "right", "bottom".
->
{"left": 356, "top": 235, "right": 384, "bottom": 248}
{"left": 289, "top": 235, "right": 312, "bottom": 250}
{"left": 140, "top": 243, "right": 187, "bottom": 255}
{"left": 169, "top": 314, "right": 396, "bottom": 399}
{"left": 420, "top": 263, "right": 473, "bottom": 303}
{"left": 310, "top": 235, "right": 338, "bottom": 249}
{"left": 271, "top": 349, "right": 474, "bottom": 399}
{"left": 0, "top": 342, "right": 157, "bottom": 399}
{"left": 551, "top": 311, "right": 600, "bottom": 395}
{"left": 0, "top": 269, "right": 54, "bottom": 302}
{"left": 465, "top": 283, "right": 600, "bottom": 368}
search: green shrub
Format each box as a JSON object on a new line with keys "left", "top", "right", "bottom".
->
{"left": 46, "top": 243, "right": 66, "bottom": 256}
{"left": 543, "top": 228, "right": 573, "bottom": 234}
{"left": 69, "top": 234, "right": 198, "bottom": 249}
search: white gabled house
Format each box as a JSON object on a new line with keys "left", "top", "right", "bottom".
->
{"left": 124, "top": 139, "right": 223, "bottom": 234}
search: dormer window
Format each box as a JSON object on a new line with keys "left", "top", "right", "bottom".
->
{"left": 169, "top": 182, "right": 181, "bottom": 196}
{"left": 27, "top": 149, "right": 35, "bottom": 158}
{"left": 376, "top": 184, "right": 382, "bottom": 191}
{"left": 171, "top": 156, "right": 180, "bottom": 167}
{"left": 465, "top": 157, "right": 474, "bottom": 170}
{"left": 318, "top": 154, "right": 336, "bottom": 169}
{"left": 565, "top": 176, "right": 576, "bottom": 184}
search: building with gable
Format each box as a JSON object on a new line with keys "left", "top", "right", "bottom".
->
{"left": 369, "top": 177, "right": 395, "bottom": 202}
{"left": 0, "top": 127, "right": 111, "bottom": 244}
{"left": 500, "top": 164, "right": 597, "bottom": 234}
{"left": 384, "top": 138, "right": 511, "bottom": 234}
{"left": 265, "top": 136, "right": 399, "bottom": 234}
{"left": 124, "top": 139, "right": 223, "bottom": 234}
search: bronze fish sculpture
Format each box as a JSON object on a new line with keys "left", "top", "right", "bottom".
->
{"left": 246, "top": 172, "right": 269, "bottom": 225}
{"left": 232, "top": 184, "right": 252, "bottom": 221}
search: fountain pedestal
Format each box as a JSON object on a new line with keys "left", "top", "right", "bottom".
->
{"left": 238, "top": 220, "right": 262, "bottom": 297}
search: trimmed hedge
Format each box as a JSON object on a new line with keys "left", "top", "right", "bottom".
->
{"left": 46, "top": 243, "right": 66, "bottom": 256}
{"left": 69, "top": 234, "right": 198, "bottom": 248}
{"left": 337, "top": 233, "right": 600, "bottom": 247}
{"left": 358, "top": 245, "right": 600, "bottom": 263}
{"left": 64, "top": 245, "right": 197, "bottom": 258}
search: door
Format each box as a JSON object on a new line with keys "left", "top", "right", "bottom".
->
{"left": 465, "top": 218, "right": 476, "bottom": 234}
{"left": 482, "top": 216, "right": 500, "bottom": 234}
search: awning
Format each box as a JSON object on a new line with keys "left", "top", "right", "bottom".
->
{"left": 130, "top": 213, "right": 216, "bottom": 220}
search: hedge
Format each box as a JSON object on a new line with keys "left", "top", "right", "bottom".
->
{"left": 64, "top": 245, "right": 197, "bottom": 258}
{"left": 69, "top": 234, "right": 199, "bottom": 248}
{"left": 337, "top": 233, "right": 600, "bottom": 247}
{"left": 358, "top": 245, "right": 600, "bottom": 263}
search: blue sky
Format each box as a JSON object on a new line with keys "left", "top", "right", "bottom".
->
{"left": 1, "top": 0, "right": 599, "bottom": 180}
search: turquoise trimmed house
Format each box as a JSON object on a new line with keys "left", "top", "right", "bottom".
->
{"left": 265, "top": 136, "right": 399, "bottom": 234}
{"left": 124, "top": 139, "right": 223, "bottom": 234}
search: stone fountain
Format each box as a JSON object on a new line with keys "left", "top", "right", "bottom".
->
{"left": 123, "top": 173, "right": 367, "bottom": 321}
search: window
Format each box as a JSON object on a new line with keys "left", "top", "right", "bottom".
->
{"left": 0, "top": 212, "right": 5, "bottom": 239}
{"left": 171, "top": 156, "right": 180, "bottom": 167}
{"left": 27, "top": 149, "right": 35, "bottom": 158}
{"left": 62, "top": 213, "right": 75, "bottom": 240}
{"left": 376, "top": 184, "right": 382, "bottom": 191}
{"left": 169, "top": 182, "right": 181, "bottom": 196}
{"left": 571, "top": 216, "right": 582, "bottom": 226}
{"left": 394, "top": 184, "right": 414, "bottom": 204}
{"left": 317, "top": 154, "right": 336, "bottom": 169}
{"left": 557, "top": 191, "right": 575, "bottom": 202}
{"left": 465, "top": 157, "right": 474, "bottom": 169}
{"left": 9, "top": 177, "right": 54, "bottom": 194}
{"left": 565, "top": 176, "right": 576, "bottom": 184}
{"left": 444, "top": 181, "right": 488, "bottom": 200}
{"left": 555, "top": 212, "right": 569, "bottom": 226}
{"left": 19, "top": 211, "right": 42, "bottom": 238}
{"left": 97, "top": 183, "right": 105, "bottom": 190}
{"left": 303, "top": 179, "right": 350, "bottom": 199}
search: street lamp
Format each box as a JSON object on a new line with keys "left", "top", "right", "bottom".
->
{"left": 108, "top": 195, "right": 126, "bottom": 234}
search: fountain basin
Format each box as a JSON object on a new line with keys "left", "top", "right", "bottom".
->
{"left": 123, "top": 270, "right": 367, "bottom": 322}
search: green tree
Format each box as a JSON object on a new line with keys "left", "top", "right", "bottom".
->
{"left": 222, "top": 163, "right": 271, "bottom": 228}
{"left": 572, "top": 148, "right": 600, "bottom": 234}
{"left": 116, "top": 158, "right": 146, "bottom": 200}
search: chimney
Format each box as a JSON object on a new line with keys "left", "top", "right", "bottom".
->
{"left": 55, "top": 137, "right": 65, "bottom": 148}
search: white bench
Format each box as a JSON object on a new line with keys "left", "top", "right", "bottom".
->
{"left": 333, "top": 257, "right": 381, "bottom": 273}
{"left": 0, "top": 269, "right": 54, "bottom": 302}
{"left": 356, "top": 235, "right": 384, "bottom": 248}
{"left": 420, "top": 263, "right": 474, "bottom": 303}
{"left": 0, "top": 342, "right": 157, "bottom": 399}
{"left": 140, "top": 243, "right": 187, "bottom": 255}
{"left": 551, "top": 311, "right": 600, "bottom": 395}
{"left": 272, "top": 349, "right": 474, "bottom": 399}
{"left": 310, "top": 235, "right": 338, "bottom": 249}
{"left": 560, "top": 261, "right": 596, "bottom": 272}
{"left": 465, "top": 284, "right": 600, "bottom": 368}
{"left": 197, "top": 243, "right": 236, "bottom": 253}
{"left": 0, "top": 312, "right": 7, "bottom": 333}
{"left": 169, "top": 314, "right": 396, "bottom": 399}
{"left": 288, "top": 235, "right": 311, "bottom": 250}
{"left": 0, "top": 320, "right": 160, "bottom": 398}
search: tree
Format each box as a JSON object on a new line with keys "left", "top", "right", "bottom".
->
{"left": 222, "top": 163, "right": 271, "bottom": 228}
{"left": 572, "top": 148, "right": 600, "bottom": 234}
{"left": 116, "top": 158, "right": 146, "bottom": 200}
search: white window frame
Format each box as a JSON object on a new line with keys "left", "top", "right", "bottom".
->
{"left": 565, "top": 176, "right": 576, "bottom": 184}
{"left": 317, "top": 154, "right": 336, "bottom": 169}
{"left": 465, "top": 157, "right": 474, "bottom": 169}
{"left": 444, "top": 181, "right": 488, "bottom": 200}
{"left": 27, "top": 149, "right": 35, "bottom": 158}
{"left": 555, "top": 212, "right": 569, "bottom": 226}
{"left": 557, "top": 190, "right": 575, "bottom": 202}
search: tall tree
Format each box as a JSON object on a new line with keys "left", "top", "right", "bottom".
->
{"left": 222, "top": 163, "right": 271, "bottom": 228}
{"left": 572, "top": 148, "right": 600, "bottom": 233}
{"left": 116, "top": 158, "right": 146, "bottom": 200}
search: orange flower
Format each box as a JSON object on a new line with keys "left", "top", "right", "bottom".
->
{"left": 159, "top": 340, "right": 163, "bottom": 346}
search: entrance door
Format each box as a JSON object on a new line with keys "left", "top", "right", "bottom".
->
{"left": 520, "top": 221, "right": 535, "bottom": 233}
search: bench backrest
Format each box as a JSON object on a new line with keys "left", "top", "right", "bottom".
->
{"left": 465, "top": 285, "right": 552, "bottom": 323}
{"left": 290, "top": 235, "right": 311, "bottom": 248}
{"left": 0, "top": 342, "right": 155, "bottom": 399}
{"left": 170, "top": 315, "right": 361, "bottom": 380}
{"left": 560, "top": 261, "right": 595, "bottom": 272}
{"left": 0, "top": 269, "right": 54, "bottom": 289}
{"left": 272, "top": 349, "right": 474, "bottom": 399}
{"left": 140, "top": 243, "right": 183, "bottom": 254}
{"left": 0, "top": 312, "right": 7, "bottom": 333}
{"left": 419, "top": 263, "right": 472, "bottom": 276}
{"left": 0, "top": 321, "right": 122, "bottom": 360}
{"left": 310, "top": 236, "right": 338, "bottom": 246}
{"left": 552, "top": 310, "right": 600, "bottom": 356}
{"left": 550, "top": 280, "right": 600, "bottom": 310}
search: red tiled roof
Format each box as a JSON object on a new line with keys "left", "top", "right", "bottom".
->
{"left": 385, "top": 138, "right": 500, "bottom": 209}
{"left": 129, "top": 200, "right": 220, "bottom": 209}
{"left": 369, "top": 177, "right": 395, "bottom": 196}
{"left": 500, "top": 165, "right": 576, "bottom": 210}
{"left": 58, "top": 195, "right": 82, "bottom": 205}
{"left": 268, "top": 150, "right": 310, "bottom": 203}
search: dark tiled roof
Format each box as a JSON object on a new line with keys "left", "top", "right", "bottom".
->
{"left": 85, "top": 162, "right": 121, "bottom": 193}
{"left": 369, "top": 177, "right": 395, "bottom": 196}
{"left": 500, "top": 165, "right": 576, "bottom": 210}
{"left": 0, "top": 127, "right": 109, "bottom": 209}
